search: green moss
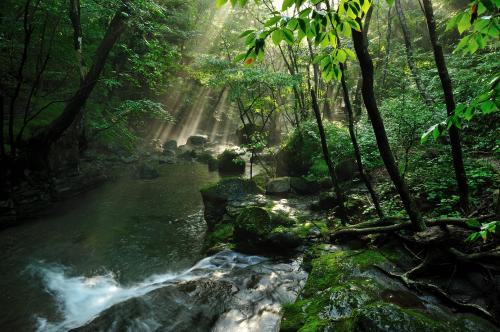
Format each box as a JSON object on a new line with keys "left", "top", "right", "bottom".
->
{"left": 270, "top": 211, "right": 296, "bottom": 226}
{"left": 252, "top": 173, "right": 269, "bottom": 191}
{"left": 235, "top": 207, "right": 272, "bottom": 235}
{"left": 217, "top": 149, "right": 245, "bottom": 174}
{"left": 206, "top": 223, "right": 234, "bottom": 246}
{"left": 280, "top": 302, "right": 305, "bottom": 332}
{"left": 282, "top": 247, "right": 497, "bottom": 332}
{"left": 200, "top": 177, "right": 262, "bottom": 200}
{"left": 350, "top": 302, "right": 452, "bottom": 332}
{"left": 347, "top": 250, "right": 388, "bottom": 268}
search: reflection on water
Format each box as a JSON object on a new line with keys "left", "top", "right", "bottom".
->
{"left": 0, "top": 163, "right": 219, "bottom": 331}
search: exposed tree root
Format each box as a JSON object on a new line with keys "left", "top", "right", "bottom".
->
{"left": 403, "top": 250, "right": 430, "bottom": 279}
{"left": 330, "top": 221, "right": 411, "bottom": 239}
{"left": 375, "top": 265, "right": 499, "bottom": 326}
{"left": 331, "top": 214, "right": 495, "bottom": 239}
{"left": 447, "top": 247, "right": 500, "bottom": 272}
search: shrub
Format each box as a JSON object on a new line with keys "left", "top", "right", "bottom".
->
{"left": 277, "top": 120, "right": 353, "bottom": 179}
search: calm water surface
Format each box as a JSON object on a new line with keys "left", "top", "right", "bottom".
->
{"left": 0, "top": 162, "right": 219, "bottom": 331}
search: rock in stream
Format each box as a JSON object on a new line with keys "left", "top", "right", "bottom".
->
{"left": 37, "top": 251, "right": 307, "bottom": 332}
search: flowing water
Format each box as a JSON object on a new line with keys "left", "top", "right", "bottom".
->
{"left": 0, "top": 163, "right": 306, "bottom": 331}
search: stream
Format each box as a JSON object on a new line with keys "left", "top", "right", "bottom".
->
{"left": 0, "top": 163, "right": 306, "bottom": 331}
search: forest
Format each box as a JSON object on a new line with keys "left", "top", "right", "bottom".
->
{"left": 0, "top": 0, "right": 499, "bottom": 331}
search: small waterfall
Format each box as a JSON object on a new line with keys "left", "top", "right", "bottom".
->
{"left": 31, "top": 251, "right": 305, "bottom": 332}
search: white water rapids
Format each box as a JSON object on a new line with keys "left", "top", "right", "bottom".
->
{"left": 31, "top": 251, "right": 306, "bottom": 332}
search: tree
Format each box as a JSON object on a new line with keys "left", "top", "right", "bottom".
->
{"left": 351, "top": 16, "right": 426, "bottom": 231}
{"left": 340, "top": 63, "right": 384, "bottom": 219}
{"left": 394, "top": 0, "right": 433, "bottom": 107}
{"left": 421, "top": 0, "right": 470, "bottom": 212}
{"left": 25, "top": 1, "right": 130, "bottom": 169}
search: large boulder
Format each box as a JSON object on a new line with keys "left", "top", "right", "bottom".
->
{"left": 163, "top": 139, "right": 177, "bottom": 151}
{"left": 187, "top": 135, "right": 208, "bottom": 147}
{"left": 234, "top": 207, "right": 273, "bottom": 244}
{"left": 336, "top": 158, "right": 358, "bottom": 182}
{"left": 281, "top": 248, "right": 499, "bottom": 332}
{"left": 200, "top": 178, "right": 263, "bottom": 230}
{"left": 217, "top": 150, "right": 245, "bottom": 175}
{"left": 266, "top": 177, "right": 291, "bottom": 195}
{"left": 290, "top": 177, "right": 320, "bottom": 195}
{"left": 311, "top": 191, "right": 339, "bottom": 211}
{"left": 234, "top": 207, "right": 302, "bottom": 254}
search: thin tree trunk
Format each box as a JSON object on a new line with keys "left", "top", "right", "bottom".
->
{"left": 69, "top": 0, "right": 88, "bottom": 153}
{"left": 69, "top": 0, "right": 86, "bottom": 82}
{"left": 380, "top": 6, "right": 393, "bottom": 88}
{"left": 353, "top": 77, "right": 363, "bottom": 117}
{"left": 26, "top": 2, "right": 129, "bottom": 168}
{"left": 310, "top": 89, "right": 349, "bottom": 225}
{"left": 422, "top": 0, "right": 469, "bottom": 212}
{"left": 0, "top": 89, "right": 5, "bottom": 159}
{"left": 340, "top": 63, "right": 384, "bottom": 219}
{"left": 351, "top": 5, "right": 373, "bottom": 119}
{"left": 306, "top": 34, "right": 349, "bottom": 224}
{"left": 395, "top": 0, "right": 433, "bottom": 107}
{"left": 9, "top": 0, "right": 33, "bottom": 158}
{"left": 352, "top": 17, "right": 426, "bottom": 231}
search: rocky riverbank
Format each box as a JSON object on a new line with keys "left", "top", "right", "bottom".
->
{"left": 0, "top": 134, "right": 242, "bottom": 230}
{"left": 200, "top": 175, "right": 500, "bottom": 331}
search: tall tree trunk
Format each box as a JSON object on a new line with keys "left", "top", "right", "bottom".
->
{"left": 69, "top": 0, "right": 89, "bottom": 154}
{"left": 26, "top": 2, "right": 129, "bottom": 169}
{"left": 9, "top": 0, "right": 33, "bottom": 158}
{"left": 307, "top": 34, "right": 349, "bottom": 224}
{"left": 395, "top": 0, "right": 433, "bottom": 107}
{"left": 310, "top": 89, "right": 349, "bottom": 225}
{"left": 69, "top": 0, "right": 85, "bottom": 82}
{"left": 0, "top": 89, "right": 5, "bottom": 160}
{"left": 350, "top": 5, "right": 373, "bottom": 119}
{"left": 380, "top": 6, "right": 393, "bottom": 89}
{"left": 340, "top": 64, "right": 384, "bottom": 219}
{"left": 422, "top": 0, "right": 470, "bottom": 212}
{"left": 352, "top": 17, "right": 426, "bottom": 231}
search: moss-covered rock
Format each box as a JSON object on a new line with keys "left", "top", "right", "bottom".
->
{"left": 200, "top": 178, "right": 263, "bottom": 230}
{"left": 233, "top": 207, "right": 303, "bottom": 254}
{"left": 290, "top": 177, "right": 320, "bottom": 195}
{"left": 266, "top": 177, "right": 291, "bottom": 195}
{"left": 280, "top": 248, "right": 498, "bottom": 332}
{"left": 217, "top": 149, "right": 245, "bottom": 175}
{"left": 311, "top": 192, "right": 339, "bottom": 211}
{"left": 350, "top": 302, "right": 451, "bottom": 332}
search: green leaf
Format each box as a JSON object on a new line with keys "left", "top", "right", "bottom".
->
{"left": 216, "top": 0, "right": 228, "bottom": 8}
{"left": 282, "top": 28, "right": 294, "bottom": 44}
{"left": 446, "top": 14, "right": 459, "bottom": 31}
{"left": 239, "top": 29, "right": 255, "bottom": 38}
{"left": 288, "top": 18, "right": 299, "bottom": 30}
{"left": 265, "top": 16, "right": 281, "bottom": 27}
{"left": 457, "top": 12, "right": 471, "bottom": 34}
{"left": 337, "top": 49, "right": 347, "bottom": 63}
{"left": 299, "top": 8, "right": 312, "bottom": 18}
{"left": 271, "top": 29, "right": 284, "bottom": 44}
{"left": 344, "top": 48, "right": 356, "bottom": 60}
{"left": 465, "top": 219, "right": 481, "bottom": 228}
{"left": 282, "top": 0, "right": 294, "bottom": 11}
{"left": 233, "top": 53, "right": 247, "bottom": 62}
{"left": 479, "top": 100, "right": 497, "bottom": 114}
